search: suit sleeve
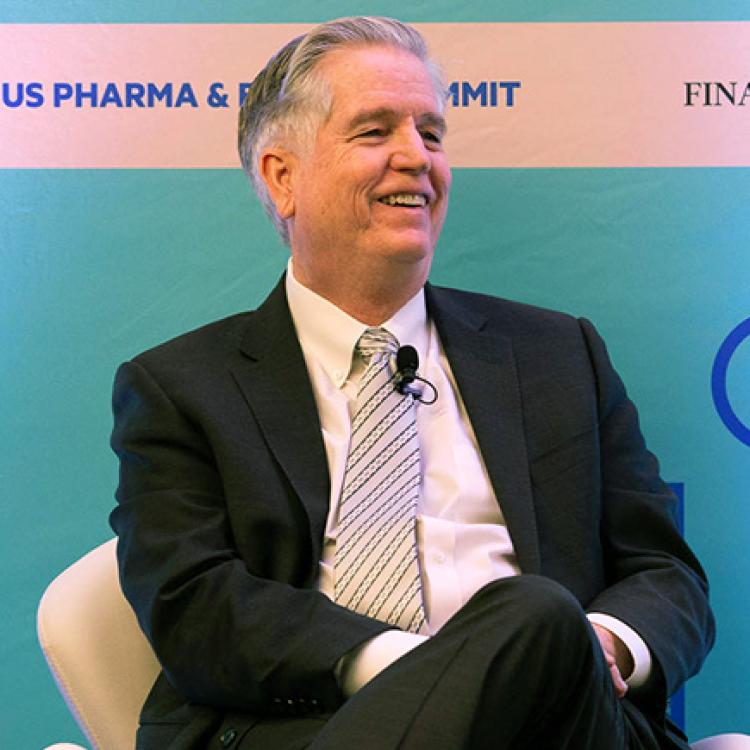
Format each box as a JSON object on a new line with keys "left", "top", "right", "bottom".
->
{"left": 579, "top": 318, "right": 715, "bottom": 706}
{"left": 110, "top": 358, "right": 391, "bottom": 714}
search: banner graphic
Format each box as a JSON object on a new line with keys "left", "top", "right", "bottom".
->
{"left": 712, "top": 317, "right": 750, "bottom": 447}
{"left": 2, "top": 22, "right": 749, "bottom": 168}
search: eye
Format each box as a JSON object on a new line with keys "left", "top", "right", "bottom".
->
{"left": 359, "top": 127, "right": 386, "bottom": 138}
{"left": 421, "top": 129, "right": 443, "bottom": 146}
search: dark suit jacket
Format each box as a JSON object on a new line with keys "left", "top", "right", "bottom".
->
{"left": 110, "top": 278, "right": 714, "bottom": 747}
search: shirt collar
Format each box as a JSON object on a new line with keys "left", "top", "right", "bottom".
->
{"left": 285, "top": 258, "right": 429, "bottom": 388}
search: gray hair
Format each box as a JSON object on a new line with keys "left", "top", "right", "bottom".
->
{"left": 238, "top": 16, "right": 445, "bottom": 245}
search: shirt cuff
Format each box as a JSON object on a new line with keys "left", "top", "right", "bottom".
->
{"left": 336, "top": 630, "right": 429, "bottom": 697}
{"left": 587, "top": 612, "right": 651, "bottom": 689}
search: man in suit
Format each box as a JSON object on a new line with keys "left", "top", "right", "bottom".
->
{"left": 110, "top": 16, "right": 714, "bottom": 749}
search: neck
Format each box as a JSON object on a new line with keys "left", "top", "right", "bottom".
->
{"left": 334, "top": 290, "right": 416, "bottom": 326}
{"left": 291, "top": 256, "right": 429, "bottom": 326}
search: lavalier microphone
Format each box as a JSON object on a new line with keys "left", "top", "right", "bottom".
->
{"left": 395, "top": 345, "right": 438, "bottom": 404}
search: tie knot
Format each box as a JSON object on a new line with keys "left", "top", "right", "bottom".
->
{"left": 356, "top": 327, "right": 398, "bottom": 364}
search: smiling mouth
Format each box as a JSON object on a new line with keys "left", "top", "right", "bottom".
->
{"left": 378, "top": 193, "right": 428, "bottom": 207}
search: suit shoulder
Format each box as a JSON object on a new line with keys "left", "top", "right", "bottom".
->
{"left": 128, "top": 311, "right": 254, "bottom": 370}
{"left": 428, "top": 284, "right": 582, "bottom": 333}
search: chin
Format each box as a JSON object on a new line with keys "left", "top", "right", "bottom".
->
{"left": 379, "top": 232, "right": 435, "bottom": 262}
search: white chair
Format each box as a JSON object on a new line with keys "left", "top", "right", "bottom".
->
{"left": 37, "top": 539, "right": 159, "bottom": 750}
{"left": 693, "top": 739, "right": 750, "bottom": 750}
{"left": 37, "top": 539, "right": 750, "bottom": 750}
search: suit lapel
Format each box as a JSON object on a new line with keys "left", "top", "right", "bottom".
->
{"left": 230, "top": 277, "right": 331, "bottom": 558}
{"left": 228, "top": 278, "right": 540, "bottom": 575}
{"left": 427, "top": 285, "right": 541, "bottom": 574}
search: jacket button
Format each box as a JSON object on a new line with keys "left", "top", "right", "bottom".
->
{"left": 220, "top": 727, "right": 238, "bottom": 747}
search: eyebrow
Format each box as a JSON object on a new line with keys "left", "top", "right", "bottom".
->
{"left": 346, "top": 107, "right": 448, "bottom": 136}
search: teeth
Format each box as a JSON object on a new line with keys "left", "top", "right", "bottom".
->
{"left": 379, "top": 193, "right": 427, "bottom": 207}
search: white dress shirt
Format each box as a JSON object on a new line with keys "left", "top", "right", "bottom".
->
{"left": 284, "top": 261, "right": 650, "bottom": 695}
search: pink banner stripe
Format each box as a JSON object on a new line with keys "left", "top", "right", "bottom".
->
{"left": 2, "top": 22, "right": 749, "bottom": 169}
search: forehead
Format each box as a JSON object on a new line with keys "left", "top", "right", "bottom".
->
{"left": 316, "top": 44, "right": 443, "bottom": 122}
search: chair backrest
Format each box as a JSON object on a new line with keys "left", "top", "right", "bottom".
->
{"left": 37, "top": 538, "right": 160, "bottom": 750}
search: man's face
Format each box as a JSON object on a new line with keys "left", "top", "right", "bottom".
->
{"left": 283, "top": 44, "right": 451, "bottom": 294}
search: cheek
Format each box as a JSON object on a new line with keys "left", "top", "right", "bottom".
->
{"left": 432, "top": 169, "right": 451, "bottom": 217}
{"left": 353, "top": 179, "right": 379, "bottom": 227}
{"left": 434, "top": 160, "right": 452, "bottom": 195}
{"left": 354, "top": 195, "right": 373, "bottom": 227}
{"left": 351, "top": 156, "right": 387, "bottom": 224}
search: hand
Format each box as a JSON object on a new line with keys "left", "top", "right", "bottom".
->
{"left": 591, "top": 623, "right": 634, "bottom": 699}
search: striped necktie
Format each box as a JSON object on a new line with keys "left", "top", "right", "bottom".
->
{"left": 334, "top": 327, "right": 426, "bottom": 633}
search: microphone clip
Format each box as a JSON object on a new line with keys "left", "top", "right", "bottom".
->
{"left": 394, "top": 345, "right": 438, "bottom": 405}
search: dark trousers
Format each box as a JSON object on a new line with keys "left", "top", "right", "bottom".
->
{"left": 238, "top": 576, "right": 688, "bottom": 750}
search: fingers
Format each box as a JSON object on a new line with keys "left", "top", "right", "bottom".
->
{"left": 606, "top": 655, "right": 629, "bottom": 699}
{"left": 593, "top": 623, "right": 630, "bottom": 699}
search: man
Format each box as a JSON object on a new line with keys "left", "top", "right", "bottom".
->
{"left": 111, "top": 16, "right": 714, "bottom": 749}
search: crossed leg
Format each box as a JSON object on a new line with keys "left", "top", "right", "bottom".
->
{"left": 308, "top": 576, "right": 675, "bottom": 750}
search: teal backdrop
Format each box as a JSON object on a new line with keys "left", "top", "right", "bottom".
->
{"left": 2, "top": 3, "right": 749, "bottom": 748}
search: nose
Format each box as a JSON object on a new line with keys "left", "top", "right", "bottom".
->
{"left": 389, "top": 121, "right": 430, "bottom": 174}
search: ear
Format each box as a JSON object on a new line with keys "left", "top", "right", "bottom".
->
{"left": 258, "top": 147, "right": 298, "bottom": 220}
